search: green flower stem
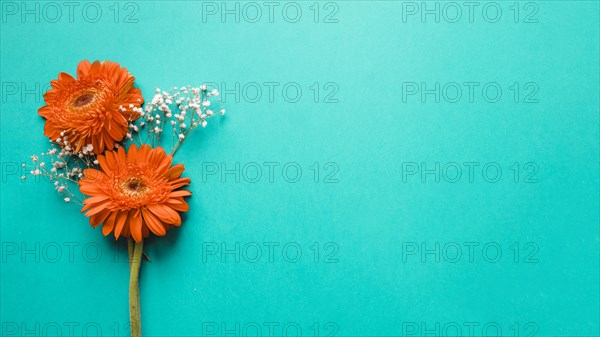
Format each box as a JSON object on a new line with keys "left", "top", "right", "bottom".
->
{"left": 129, "top": 238, "right": 143, "bottom": 337}
{"left": 127, "top": 239, "right": 134, "bottom": 267}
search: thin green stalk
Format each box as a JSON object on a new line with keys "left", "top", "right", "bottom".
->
{"left": 127, "top": 238, "right": 134, "bottom": 267}
{"left": 129, "top": 239, "right": 143, "bottom": 337}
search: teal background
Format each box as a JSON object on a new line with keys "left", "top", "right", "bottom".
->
{"left": 1, "top": 1, "right": 599, "bottom": 336}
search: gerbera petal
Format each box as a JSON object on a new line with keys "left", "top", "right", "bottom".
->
{"left": 127, "top": 144, "right": 138, "bottom": 163}
{"left": 169, "top": 190, "right": 192, "bottom": 198}
{"left": 54, "top": 72, "right": 75, "bottom": 86}
{"left": 79, "top": 183, "right": 105, "bottom": 196}
{"left": 102, "top": 220, "right": 115, "bottom": 236}
{"left": 148, "top": 146, "right": 166, "bottom": 165}
{"left": 83, "top": 195, "right": 110, "bottom": 204}
{"left": 104, "top": 151, "right": 116, "bottom": 168}
{"left": 169, "top": 177, "right": 191, "bottom": 189}
{"left": 96, "top": 155, "right": 112, "bottom": 174}
{"left": 38, "top": 106, "right": 52, "bottom": 118}
{"left": 117, "top": 145, "right": 127, "bottom": 162}
{"left": 82, "top": 168, "right": 105, "bottom": 178}
{"left": 129, "top": 211, "right": 142, "bottom": 242}
{"left": 155, "top": 157, "right": 172, "bottom": 175}
{"left": 106, "top": 120, "right": 125, "bottom": 140}
{"left": 166, "top": 198, "right": 190, "bottom": 212}
{"left": 92, "top": 136, "right": 102, "bottom": 155}
{"left": 147, "top": 204, "right": 181, "bottom": 225}
{"left": 42, "top": 88, "right": 59, "bottom": 103}
{"left": 166, "top": 198, "right": 184, "bottom": 205}
{"left": 164, "top": 164, "right": 185, "bottom": 179}
{"left": 102, "top": 131, "right": 113, "bottom": 150}
{"left": 129, "top": 209, "right": 143, "bottom": 242}
{"left": 103, "top": 211, "right": 118, "bottom": 237}
{"left": 90, "top": 60, "right": 102, "bottom": 74}
{"left": 90, "top": 208, "right": 111, "bottom": 227}
{"left": 81, "top": 195, "right": 110, "bottom": 212}
{"left": 141, "top": 208, "right": 167, "bottom": 236}
{"left": 137, "top": 144, "right": 151, "bottom": 163}
{"left": 77, "top": 60, "right": 91, "bottom": 78}
{"left": 114, "top": 211, "right": 129, "bottom": 240}
{"left": 84, "top": 201, "right": 112, "bottom": 216}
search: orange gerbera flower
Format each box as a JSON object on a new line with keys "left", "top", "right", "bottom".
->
{"left": 79, "top": 144, "right": 191, "bottom": 242}
{"left": 39, "top": 60, "right": 143, "bottom": 154}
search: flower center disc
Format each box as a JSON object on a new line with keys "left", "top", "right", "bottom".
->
{"left": 122, "top": 178, "right": 148, "bottom": 196}
{"left": 73, "top": 92, "right": 95, "bottom": 108}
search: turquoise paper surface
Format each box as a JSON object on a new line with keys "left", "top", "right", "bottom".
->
{"left": 1, "top": 1, "right": 599, "bottom": 336}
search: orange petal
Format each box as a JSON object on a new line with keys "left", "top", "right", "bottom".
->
{"left": 79, "top": 182, "right": 104, "bottom": 195}
{"left": 83, "top": 195, "right": 110, "bottom": 204}
{"left": 106, "top": 120, "right": 124, "bottom": 140}
{"left": 56, "top": 72, "right": 75, "bottom": 84}
{"left": 38, "top": 106, "right": 52, "bottom": 118}
{"left": 169, "top": 177, "right": 190, "bottom": 189}
{"left": 137, "top": 145, "right": 151, "bottom": 164}
{"left": 103, "top": 211, "right": 118, "bottom": 237}
{"left": 148, "top": 146, "right": 166, "bottom": 165}
{"left": 81, "top": 195, "right": 110, "bottom": 212}
{"left": 82, "top": 168, "right": 107, "bottom": 182}
{"left": 127, "top": 144, "right": 138, "bottom": 163}
{"left": 117, "top": 145, "right": 127, "bottom": 162}
{"left": 169, "top": 190, "right": 191, "bottom": 198}
{"left": 147, "top": 204, "right": 181, "bottom": 225}
{"left": 92, "top": 136, "right": 102, "bottom": 155}
{"left": 164, "top": 164, "right": 185, "bottom": 179}
{"left": 102, "top": 131, "right": 113, "bottom": 150}
{"left": 166, "top": 199, "right": 190, "bottom": 212}
{"left": 84, "top": 201, "right": 112, "bottom": 216}
{"left": 114, "top": 211, "right": 129, "bottom": 239}
{"left": 129, "top": 210, "right": 143, "bottom": 242}
{"left": 141, "top": 208, "right": 167, "bottom": 236}
{"left": 77, "top": 60, "right": 91, "bottom": 78}
{"left": 90, "top": 208, "right": 111, "bottom": 227}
